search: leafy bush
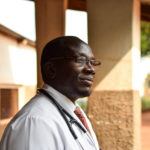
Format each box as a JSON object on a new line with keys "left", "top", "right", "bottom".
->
{"left": 141, "top": 96, "right": 150, "bottom": 111}
{"left": 76, "top": 98, "right": 88, "bottom": 113}
{"left": 141, "top": 21, "right": 150, "bottom": 56}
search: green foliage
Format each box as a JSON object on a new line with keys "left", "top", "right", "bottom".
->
{"left": 141, "top": 21, "right": 150, "bottom": 56}
{"left": 141, "top": 96, "right": 150, "bottom": 111}
{"left": 76, "top": 98, "right": 88, "bottom": 113}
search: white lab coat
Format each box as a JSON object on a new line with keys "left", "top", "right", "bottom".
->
{"left": 0, "top": 84, "right": 100, "bottom": 150}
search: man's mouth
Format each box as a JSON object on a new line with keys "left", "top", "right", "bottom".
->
{"left": 79, "top": 77, "right": 94, "bottom": 86}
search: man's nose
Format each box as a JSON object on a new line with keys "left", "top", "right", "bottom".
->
{"left": 84, "top": 62, "right": 95, "bottom": 75}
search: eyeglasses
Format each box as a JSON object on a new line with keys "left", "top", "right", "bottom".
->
{"left": 48, "top": 56, "right": 101, "bottom": 67}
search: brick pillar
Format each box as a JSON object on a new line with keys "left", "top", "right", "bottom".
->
{"left": 35, "top": 0, "right": 67, "bottom": 87}
{"left": 87, "top": 0, "right": 141, "bottom": 150}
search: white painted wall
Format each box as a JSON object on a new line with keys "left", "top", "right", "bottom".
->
{"left": 0, "top": 33, "right": 37, "bottom": 86}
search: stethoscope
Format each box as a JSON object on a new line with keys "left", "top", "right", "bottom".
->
{"left": 38, "top": 89, "right": 98, "bottom": 150}
{"left": 38, "top": 88, "right": 86, "bottom": 139}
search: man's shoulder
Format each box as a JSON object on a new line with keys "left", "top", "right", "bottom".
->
{"left": 9, "top": 94, "right": 62, "bottom": 128}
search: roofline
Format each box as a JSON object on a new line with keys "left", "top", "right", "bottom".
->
{"left": 0, "top": 24, "right": 35, "bottom": 47}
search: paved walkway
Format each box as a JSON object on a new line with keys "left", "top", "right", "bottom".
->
{"left": 142, "top": 111, "right": 150, "bottom": 150}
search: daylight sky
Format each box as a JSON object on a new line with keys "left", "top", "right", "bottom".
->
{"left": 0, "top": 0, "right": 87, "bottom": 42}
{"left": 0, "top": 0, "right": 36, "bottom": 41}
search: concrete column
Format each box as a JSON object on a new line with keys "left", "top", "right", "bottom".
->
{"left": 87, "top": 0, "right": 141, "bottom": 150}
{"left": 35, "top": 0, "right": 67, "bottom": 87}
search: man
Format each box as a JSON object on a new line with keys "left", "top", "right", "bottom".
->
{"left": 0, "top": 36, "right": 101, "bottom": 150}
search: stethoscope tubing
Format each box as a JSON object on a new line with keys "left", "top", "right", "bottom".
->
{"left": 38, "top": 89, "right": 98, "bottom": 150}
{"left": 38, "top": 89, "right": 86, "bottom": 140}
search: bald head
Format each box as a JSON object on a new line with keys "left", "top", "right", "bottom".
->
{"left": 41, "top": 36, "right": 87, "bottom": 62}
{"left": 41, "top": 36, "right": 88, "bottom": 83}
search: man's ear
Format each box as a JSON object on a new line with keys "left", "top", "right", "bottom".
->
{"left": 45, "top": 62, "right": 56, "bottom": 79}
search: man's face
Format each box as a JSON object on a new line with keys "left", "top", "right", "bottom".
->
{"left": 54, "top": 43, "right": 96, "bottom": 101}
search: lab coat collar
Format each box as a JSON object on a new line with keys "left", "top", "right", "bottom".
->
{"left": 42, "top": 84, "right": 99, "bottom": 149}
{"left": 42, "top": 84, "right": 76, "bottom": 114}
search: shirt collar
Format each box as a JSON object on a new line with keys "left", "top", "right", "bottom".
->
{"left": 42, "top": 84, "right": 76, "bottom": 113}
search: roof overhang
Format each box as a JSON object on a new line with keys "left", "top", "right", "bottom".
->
{"left": 0, "top": 24, "right": 35, "bottom": 47}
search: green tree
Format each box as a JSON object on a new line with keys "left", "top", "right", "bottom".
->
{"left": 141, "top": 21, "right": 150, "bottom": 56}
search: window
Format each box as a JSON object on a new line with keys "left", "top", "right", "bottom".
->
{"left": 0, "top": 88, "right": 18, "bottom": 119}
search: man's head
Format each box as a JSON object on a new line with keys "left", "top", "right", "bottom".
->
{"left": 41, "top": 36, "right": 100, "bottom": 102}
